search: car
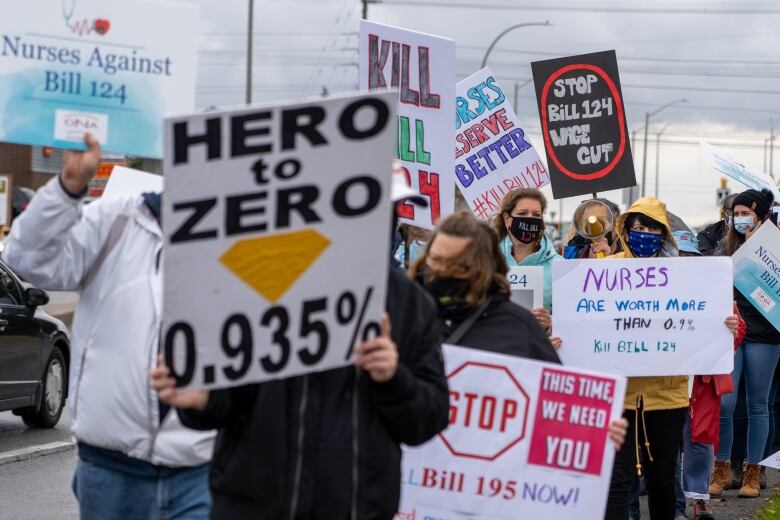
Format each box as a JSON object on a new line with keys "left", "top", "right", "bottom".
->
{"left": 0, "top": 258, "right": 70, "bottom": 428}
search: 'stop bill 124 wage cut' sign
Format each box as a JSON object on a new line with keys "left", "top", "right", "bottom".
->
{"left": 0, "top": 0, "right": 199, "bottom": 159}
{"left": 531, "top": 50, "right": 636, "bottom": 199}
{"left": 398, "top": 344, "right": 626, "bottom": 520}
{"left": 359, "top": 21, "right": 455, "bottom": 230}
{"left": 161, "top": 91, "right": 397, "bottom": 389}
{"left": 552, "top": 258, "right": 734, "bottom": 377}
{"left": 455, "top": 67, "right": 550, "bottom": 219}
{"left": 732, "top": 223, "right": 780, "bottom": 333}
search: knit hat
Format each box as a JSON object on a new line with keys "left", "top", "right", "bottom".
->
{"left": 733, "top": 188, "right": 774, "bottom": 221}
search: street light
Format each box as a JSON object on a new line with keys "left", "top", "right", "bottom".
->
{"left": 481, "top": 21, "right": 552, "bottom": 69}
{"left": 654, "top": 122, "right": 671, "bottom": 199}
{"left": 245, "top": 0, "right": 254, "bottom": 105}
{"left": 641, "top": 98, "right": 686, "bottom": 197}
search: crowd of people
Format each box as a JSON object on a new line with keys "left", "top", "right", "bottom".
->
{"left": 1, "top": 133, "right": 775, "bottom": 520}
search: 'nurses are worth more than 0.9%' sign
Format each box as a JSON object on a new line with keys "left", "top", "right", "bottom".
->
{"left": 0, "top": 0, "right": 198, "bottom": 158}
{"left": 161, "top": 92, "right": 396, "bottom": 389}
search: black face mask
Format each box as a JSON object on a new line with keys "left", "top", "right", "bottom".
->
{"left": 418, "top": 269, "right": 473, "bottom": 321}
{"left": 509, "top": 216, "right": 543, "bottom": 244}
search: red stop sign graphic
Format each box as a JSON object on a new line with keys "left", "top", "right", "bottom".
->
{"left": 439, "top": 361, "right": 530, "bottom": 461}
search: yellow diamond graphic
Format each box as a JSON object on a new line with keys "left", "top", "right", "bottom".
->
{"left": 219, "top": 229, "right": 331, "bottom": 303}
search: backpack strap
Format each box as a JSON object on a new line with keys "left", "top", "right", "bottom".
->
{"left": 444, "top": 297, "right": 493, "bottom": 345}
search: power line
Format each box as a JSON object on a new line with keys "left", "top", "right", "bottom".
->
{"left": 382, "top": 0, "right": 780, "bottom": 14}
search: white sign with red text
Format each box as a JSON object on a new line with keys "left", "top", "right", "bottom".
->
{"left": 397, "top": 344, "right": 626, "bottom": 520}
{"left": 359, "top": 20, "right": 455, "bottom": 230}
{"left": 455, "top": 68, "right": 549, "bottom": 219}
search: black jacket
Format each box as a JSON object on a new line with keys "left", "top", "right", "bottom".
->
{"left": 440, "top": 293, "right": 561, "bottom": 363}
{"left": 178, "top": 269, "right": 449, "bottom": 519}
{"left": 697, "top": 220, "right": 726, "bottom": 256}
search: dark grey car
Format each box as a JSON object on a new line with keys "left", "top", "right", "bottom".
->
{"left": 0, "top": 259, "right": 70, "bottom": 428}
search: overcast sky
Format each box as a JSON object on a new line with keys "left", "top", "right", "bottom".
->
{"left": 192, "top": 0, "right": 780, "bottom": 227}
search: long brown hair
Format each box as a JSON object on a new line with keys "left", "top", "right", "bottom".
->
{"left": 410, "top": 211, "right": 510, "bottom": 306}
{"left": 490, "top": 188, "right": 548, "bottom": 244}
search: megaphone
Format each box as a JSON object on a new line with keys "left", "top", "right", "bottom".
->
{"left": 573, "top": 199, "right": 615, "bottom": 258}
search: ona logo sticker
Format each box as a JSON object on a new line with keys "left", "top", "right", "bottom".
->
{"left": 54, "top": 109, "right": 109, "bottom": 144}
{"left": 62, "top": 0, "right": 111, "bottom": 36}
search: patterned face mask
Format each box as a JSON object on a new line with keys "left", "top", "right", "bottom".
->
{"left": 627, "top": 230, "right": 663, "bottom": 257}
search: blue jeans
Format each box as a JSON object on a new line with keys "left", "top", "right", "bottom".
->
{"left": 682, "top": 414, "right": 713, "bottom": 500}
{"left": 72, "top": 443, "right": 211, "bottom": 520}
{"left": 718, "top": 341, "right": 780, "bottom": 463}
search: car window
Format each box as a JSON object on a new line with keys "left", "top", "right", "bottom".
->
{"left": 0, "top": 267, "right": 22, "bottom": 305}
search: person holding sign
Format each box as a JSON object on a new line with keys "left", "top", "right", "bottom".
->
{"left": 711, "top": 188, "right": 780, "bottom": 499}
{"left": 2, "top": 136, "right": 215, "bottom": 519}
{"left": 152, "top": 270, "right": 449, "bottom": 518}
{"left": 409, "top": 211, "right": 628, "bottom": 445}
{"left": 490, "top": 188, "right": 561, "bottom": 330}
{"left": 603, "top": 197, "right": 740, "bottom": 520}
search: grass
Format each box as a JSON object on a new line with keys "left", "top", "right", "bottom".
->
{"left": 755, "top": 492, "right": 780, "bottom": 520}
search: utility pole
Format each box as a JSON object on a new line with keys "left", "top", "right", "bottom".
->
{"left": 771, "top": 120, "right": 775, "bottom": 179}
{"left": 514, "top": 83, "right": 519, "bottom": 115}
{"left": 362, "top": 0, "right": 369, "bottom": 19}
{"left": 654, "top": 123, "right": 671, "bottom": 199}
{"left": 765, "top": 138, "right": 770, "bottom": 172}
{"left": 245, "top": 0, "right": 254, "bottom": 105}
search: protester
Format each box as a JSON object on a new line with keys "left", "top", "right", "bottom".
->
{"left": 151, "top": 186, "right": 450, "bottom": 519}
{"left": 711, "top": 188, "right": 780, "bottom": 498}
{"left": 564, "top": 198, "right": 622, "bottom": 259}
{"left": 672, "top": 229, "right": 746, "bottom": 520}
{"left": 600, "top": 198, "right": 739, "bottom": 520}
{"left": 490, "top": 188, "right": 560, "bottom": 331}
{"left": 2, "top": 135, "right": 215, "bottom": 519}
{"left": 697, "top": 193, "right": 738, "bottom": 256}
{"left": 409, "top": 211, "right": 627, "bottom": 445}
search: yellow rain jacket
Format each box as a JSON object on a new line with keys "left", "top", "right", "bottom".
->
{"left": 609, "top": 198, "right": 689, "bottom": 413}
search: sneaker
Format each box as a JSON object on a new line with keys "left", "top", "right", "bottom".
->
{"left": 693, "top": 499, "right": 715, "bottom": 520}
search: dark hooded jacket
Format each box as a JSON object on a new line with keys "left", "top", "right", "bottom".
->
{"left": 697, "top": 220, "right": 727, "bottom": 257}
{"left": 178, "top": 269, "right": 449, "bottom": 520}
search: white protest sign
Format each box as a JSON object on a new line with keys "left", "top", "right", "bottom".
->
{"left": 508, "top": 266, "right": 544, "bottom": 310}
{"left": 455, "top": 68, "right": 550, "bottom": 219}
{"left": 398, "top": 344, "right": 626, "bottom": 520}
{"left": 759, "top": 449, "right": 780, "bottom": 470}
{"left": 0, "top": 0, "right": 199, "bottom": 159}
{"left": 732, "top": 223, "right": 780, "bottom": 332}
{"left": 700, "top": 141, "right": 780, "bottom": 202}
{"left": 102, "top": 166, "right": 162, "bottom": 199}
{"left": 553, "top": 258, "right": 734, "bottom": 377}
{"left": 359, "top": 21, "right": 456, "bottom": 230}
{"left": 162, "top": 92, "right": 396, "bottom": 389}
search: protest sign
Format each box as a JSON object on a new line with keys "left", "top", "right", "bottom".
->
{"left": 531, "top": 50, "right": 636, "bottom": 199}
{"left": 732, "top": 223, "right": 780, "bottom": 332}
{"left": 0, "top": 175, "right": 10, "bottom": 227}
{"left": 455, "top": 68, "right": 550, "bottom": 219}
{"left": 508, "top": 266, "right": 544, "bottom": 310}
{"left": 0, "top": 0, "right": 199, "bottom": 158}
{"left": 759, "top": 449, "right": 780, "bottom": 470}
{"left": 359, "top": 21, "right": 455, "bottom": 230}
{"left": 398, "top": 344, "right": 626, "bottom": 520}
{"left": 552, "top": 258, "right": 734, "bottom": 377}
{"left": 700, "top": 141, "right": 780, "bottom": 202}
{"left": 87, "top": 159, "right": 125, "bottom": 198}
{"left": 161, "top": 91, "right": 396, "bottom": 389}
{"left": 102, "top": 166, "right": 162, "bottom": 199}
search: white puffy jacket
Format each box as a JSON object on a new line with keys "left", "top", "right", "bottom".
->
{"left": 3, "top": 177, "right": 214, "bottom": 467}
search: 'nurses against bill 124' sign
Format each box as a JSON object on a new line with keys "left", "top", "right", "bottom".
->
{"left": 531, "top": 50, "right": 636, "bottom": 199}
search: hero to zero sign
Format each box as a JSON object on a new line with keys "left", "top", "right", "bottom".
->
{"left": 531, "top": 50, "right": 636, "bottom": 199}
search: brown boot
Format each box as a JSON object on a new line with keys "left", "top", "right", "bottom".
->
{"left": 709, "top": 460, "right": 731, "bottom": 496}
{"left": 738, "top": 463, "right": 761, "bottom": 498}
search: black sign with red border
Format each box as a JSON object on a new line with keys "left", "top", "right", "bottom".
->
{"left": 531, "top": 50, "right": 636, "bottom": 199}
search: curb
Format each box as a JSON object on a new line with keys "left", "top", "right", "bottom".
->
{"left": 0, "top": 441, "right": 75, "bottom": 466}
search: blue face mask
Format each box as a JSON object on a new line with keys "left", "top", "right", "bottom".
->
{"left": 628, "top": 230, "right": 663, "bottom": 257}
{"left": 733, "top": 216, "right": 755, "bottom": 235}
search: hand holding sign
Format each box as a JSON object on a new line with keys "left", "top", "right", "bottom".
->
{"left": 151, "top": 355, "right": 209, "bottom": 411}
{"left": 61, "top": 134, "right": 101, "bottom": 194}
{"left": 353, "top": 313, "right": 398, "bottom": 383}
